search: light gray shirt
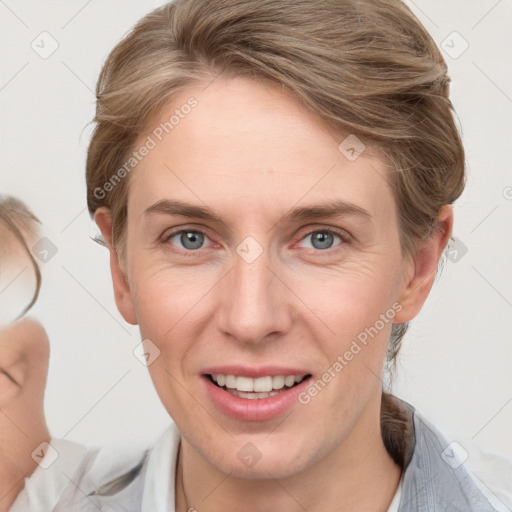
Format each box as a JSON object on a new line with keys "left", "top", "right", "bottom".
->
{"left": 13, "top": 398, "right": 512, "bottom": 511}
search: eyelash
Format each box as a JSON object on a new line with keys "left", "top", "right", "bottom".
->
{"left": 161, "top": 226, "right": 350, "bottom": 257}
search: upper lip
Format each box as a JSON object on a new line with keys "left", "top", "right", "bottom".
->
{"left": 202, "top": 365, "right": 312, "bottom": 378}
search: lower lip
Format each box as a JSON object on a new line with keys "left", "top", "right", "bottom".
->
{"left": 203, "top": 375, "right": 311, "bottom": 421}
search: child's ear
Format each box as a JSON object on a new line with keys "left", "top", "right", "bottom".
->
{"left": 94, "top": 208, "right": 138, "bottom": 325}
{"left": 394, "top": 205, "right": 453, "bottom": 323}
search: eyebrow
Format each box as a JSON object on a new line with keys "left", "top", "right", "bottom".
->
{"left": 143, "top": 199, "right": 372, "bottom": 225}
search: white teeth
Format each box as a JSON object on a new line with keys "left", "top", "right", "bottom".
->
{"left": 284, "top": 375, "right": 295, "bottom": 387}
{"left": 272, "top": 375, "right": 285, "bottom": 389}
{"left": 253, "top": 376, "right": 272, "bottom": 393}
{"left": 236, "top": 376, "right": 254, "bottom": 392}
{"left": 225, "top": 375, "right": 237, "bottom": 388}
{"left": 210, "top": 373, "right": 307, "bottom": 392}
{"left": 228, "top": 389, "right": 281, "bottom": 399}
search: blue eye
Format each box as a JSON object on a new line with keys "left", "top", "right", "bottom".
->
{"left": 163, "top": 227, "right": 346, "bottom": 255}
{"left": 167, "top": 230, "right": 211, "bottom": 251}
{"left": 299, "top": 230, "right": 343, "bottom": 250}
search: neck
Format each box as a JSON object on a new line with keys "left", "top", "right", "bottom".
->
{"left": 175, "top": 397, "right": 401, "bottom": 512}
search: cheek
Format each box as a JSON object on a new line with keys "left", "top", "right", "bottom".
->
{"left": 131, "top": 270, "right": 200, "bottom": 419}
{"left": 130, "top": 264, "right": 219, "bottom": 368}
{"left": 288, "top": 259, "right": 403, "bottom": 407}
{"left": 290, "top": 259, "right": 402, "bottom": 339}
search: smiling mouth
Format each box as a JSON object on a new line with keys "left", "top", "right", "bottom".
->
{"left": 206, "top": 373, "right": 312, "bottom": 399}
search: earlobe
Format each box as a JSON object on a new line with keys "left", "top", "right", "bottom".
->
{"left": 94, "top": 208, "right": 138, "bottom": 326}
{"left": 394, "top": 205, "right": 453, "bottom": 324}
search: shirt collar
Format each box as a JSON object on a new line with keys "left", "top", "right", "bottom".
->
{"left": 141, "top": 422, "right": 181, "bottom": 512}
{"left": 10, "top": 438, "right": 88, "bottom": 512}
{"left": 397, "top": 400, "right": 496, "bottom": 511}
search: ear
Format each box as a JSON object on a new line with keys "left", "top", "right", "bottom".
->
{"left": 394, "top": 205, "right": 453, "bottom": 323}
{"left": 94, "top": 208, "right": 138, "bottom": 326}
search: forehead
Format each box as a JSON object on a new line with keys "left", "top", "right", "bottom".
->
{"left": 128, "top": 77, "right": 394, "bottom": 222}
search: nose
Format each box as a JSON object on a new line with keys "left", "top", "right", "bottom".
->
{"left": 216, "top": 246, "right": 292, "bottom": 345}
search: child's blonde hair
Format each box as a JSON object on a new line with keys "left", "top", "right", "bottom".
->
{"left": 0, "top": 196, "right": 41, "bottom": 318}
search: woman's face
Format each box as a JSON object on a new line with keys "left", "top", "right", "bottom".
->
{"left": 102, "top": 77, "right": 442, "bottom": 478}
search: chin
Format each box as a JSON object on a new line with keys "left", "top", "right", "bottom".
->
{"left": 202, "top": 435, "right": 315, "bottom": 480}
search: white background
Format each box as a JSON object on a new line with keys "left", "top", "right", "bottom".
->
{"left": 1, "top": 0, "right": 511, "bottom": 458}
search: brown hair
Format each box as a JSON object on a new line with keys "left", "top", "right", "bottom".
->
{"left": 0, "top": 196, "right": 42, "bottom": 318}
{"left": 85, "top": 0, "right": 464, "bottom": 372}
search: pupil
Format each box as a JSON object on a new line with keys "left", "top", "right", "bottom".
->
{"left": 182, "top": 231, "right": 203, "bottom": 250}
{"left": 312, "top": 232, "right": 333, "bottom": 250}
